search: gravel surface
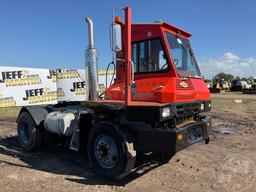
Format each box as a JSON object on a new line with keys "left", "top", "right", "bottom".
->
{"left": 0, "top": 92, "right": 255, "bottom": 192}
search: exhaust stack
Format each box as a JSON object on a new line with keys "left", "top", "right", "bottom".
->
{"left": 85, "top": 17, "right": 98, "bottom": 101}
{"left": 86, "top": 17, "right": 94, "bottom": 49}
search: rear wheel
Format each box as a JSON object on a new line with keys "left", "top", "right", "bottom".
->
{"left": 87, "top": 122, "right": 136, "bottom": 180}
{"left": 17, "top": 111, "right": 43, "bottom": 151}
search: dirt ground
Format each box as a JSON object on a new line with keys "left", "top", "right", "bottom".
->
{"left": 0, "top": 92, "right": 256, "bottom": 192}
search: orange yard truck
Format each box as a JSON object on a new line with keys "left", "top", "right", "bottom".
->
{"left": 17, "top": 7, "right": 211, "bottom": 180}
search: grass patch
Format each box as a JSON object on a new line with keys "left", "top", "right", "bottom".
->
{"left": 0, "top": 107, "right": 21, "bottom": 118}
{"left": 211, "top": 99, "right": 244, "bottom": 110}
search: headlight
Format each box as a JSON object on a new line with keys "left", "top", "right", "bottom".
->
{"left": 200, "top": 103, "right": 205, "bottom": 110}
{"left": 162, "top": 107, "right": 170, "bottom": 118}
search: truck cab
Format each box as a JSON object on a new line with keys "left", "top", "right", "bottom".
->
{"left": 106, "top": 22, "right": 210, "bottom": 105}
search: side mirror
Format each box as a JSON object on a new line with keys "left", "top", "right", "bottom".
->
{"left": 110, "top": 23, "right": 122, "bottom": 52}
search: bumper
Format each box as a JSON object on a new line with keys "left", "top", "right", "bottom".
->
{"left": 134, "top": 116, "right": 212, "bottom": 155}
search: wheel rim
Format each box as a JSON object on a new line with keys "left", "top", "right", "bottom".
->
{"left": 20, "top": 121, "right": 31, "bottom": 144}
{"left": 94, "top": 134, "right": 118, "bottom": 169}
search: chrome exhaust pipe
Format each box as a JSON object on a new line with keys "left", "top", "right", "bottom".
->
{"left": 85, "top": 17, "right": 98, "bottom": 101}
{"left": 85, "top": 17, "right": 94, "bottom": 49}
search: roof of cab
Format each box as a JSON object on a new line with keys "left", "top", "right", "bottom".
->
{"left": 132, "top": 22, "right": 191, "bottom": 38}
{"left": 162, "top": 22, "right": 191, "bottom": 37}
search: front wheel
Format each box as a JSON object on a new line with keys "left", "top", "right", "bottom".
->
{"left": 87, "top": 122, "right": 136, "bottom": 180}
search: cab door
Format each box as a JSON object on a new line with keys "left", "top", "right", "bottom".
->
{"left": 131, "top": 38, "right": 171, "bottom": 102}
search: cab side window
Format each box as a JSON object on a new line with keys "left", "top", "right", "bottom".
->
{"left": 132, "top": 39, "right": 169, "bottom": 73}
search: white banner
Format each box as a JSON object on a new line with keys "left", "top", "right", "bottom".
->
{"left": 0, "top": 66, "right": 114, "bottom": 107}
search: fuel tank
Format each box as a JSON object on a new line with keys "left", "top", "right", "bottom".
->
{"left": 44, "top": 111, "right": 76, "bottom": 136}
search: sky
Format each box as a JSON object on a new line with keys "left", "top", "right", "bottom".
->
{"left": 0, "top": 0, "right": 255, "bottom": 78}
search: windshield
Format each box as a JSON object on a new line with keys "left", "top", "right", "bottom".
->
{"left": 165, "top": 32, "right": 201, "bottom": 77}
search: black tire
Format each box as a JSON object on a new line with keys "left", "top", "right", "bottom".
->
{"left": 87, "top": 122, "right": 136, "bottom": 180}
{"left": 17, "top": 111, "right": 43, "bottom": 151}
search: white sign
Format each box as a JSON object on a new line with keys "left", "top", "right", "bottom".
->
{"left": 0, "top": 66, "right": 115, "bottom": 107}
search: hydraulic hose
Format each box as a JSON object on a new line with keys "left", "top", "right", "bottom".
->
{"left": 98, "top": 61, "right": 116, "bottom": 99}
